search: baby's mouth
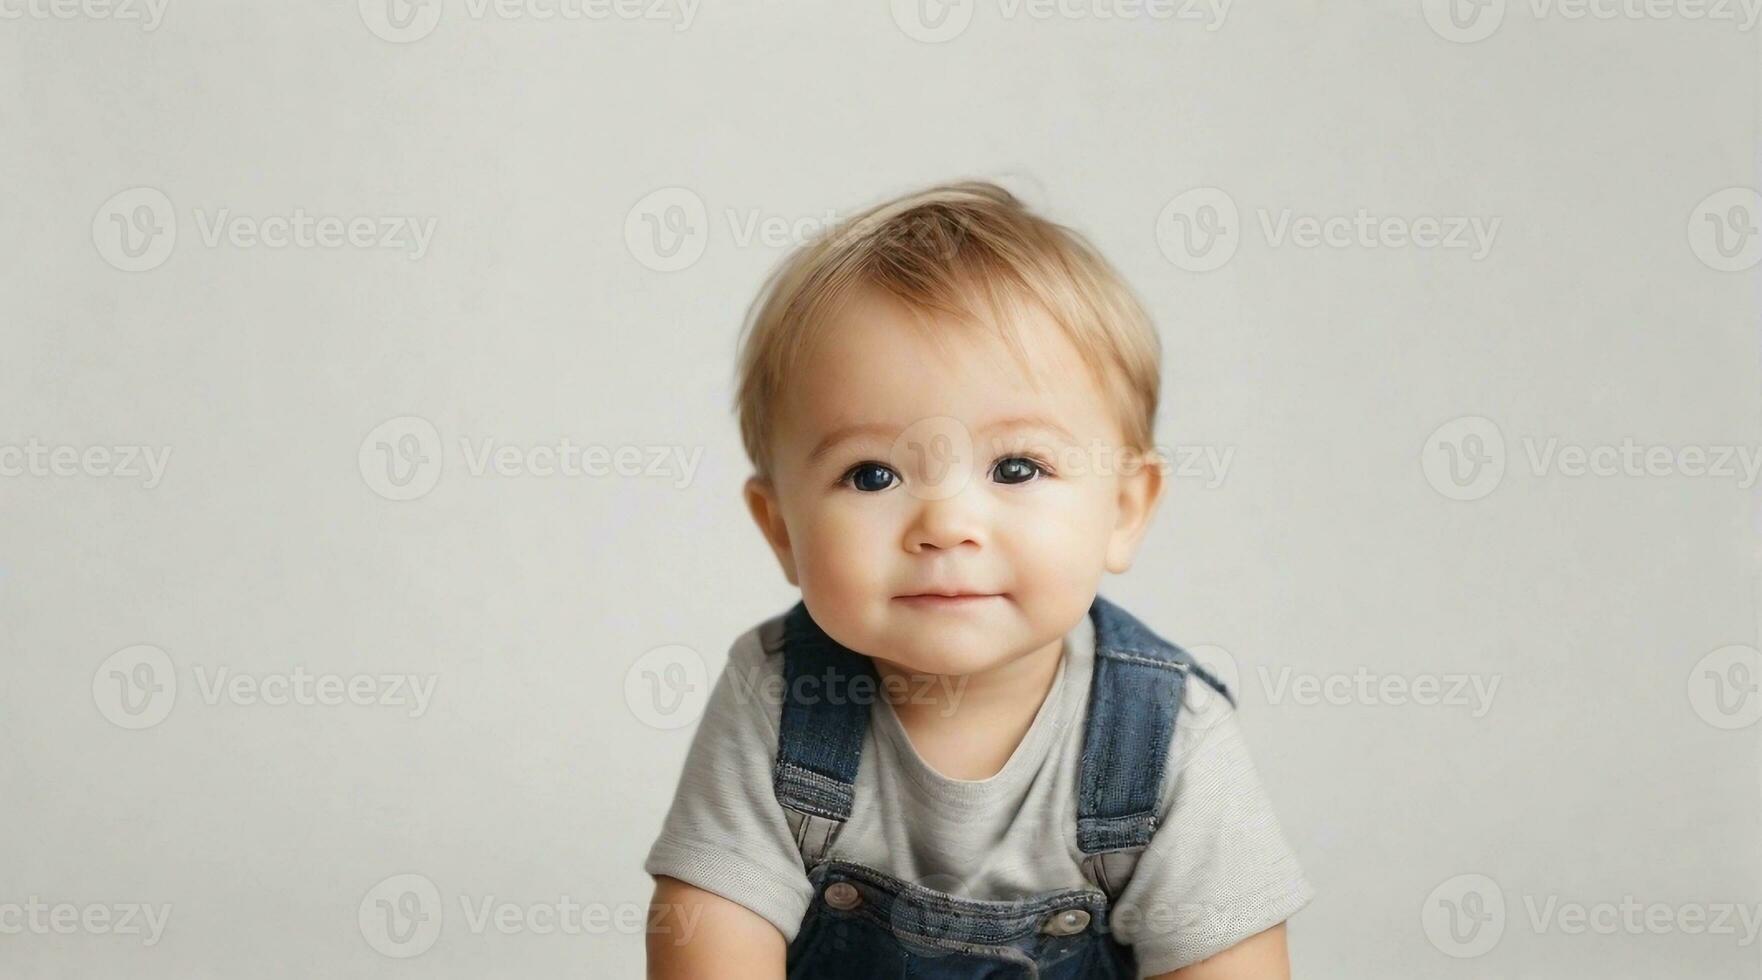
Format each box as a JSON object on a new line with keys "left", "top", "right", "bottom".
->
{"left": 893, "top": 592, "right": 1004, "bottom": 608}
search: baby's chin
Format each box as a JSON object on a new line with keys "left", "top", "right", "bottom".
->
{"left": 871, "top": 647, "right": 1015, "bottom": 679}
{"left": 860, "top": 619, "right": 1033, "bottom": 678}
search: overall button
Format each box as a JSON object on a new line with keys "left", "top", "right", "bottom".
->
{"left": 1040, "top": 908, "right": 1091, "bottom": 936}
{"left": 823, "top": 881, "right": 862, "bottom": 911}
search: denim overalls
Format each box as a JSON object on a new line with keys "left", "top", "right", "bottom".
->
{"left": 764, "top": 594, "right": 1233, "bottom": 979}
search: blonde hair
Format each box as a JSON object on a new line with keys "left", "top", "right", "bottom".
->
{"left": 733, "top": 180, "right": 1162, "bottom": 482}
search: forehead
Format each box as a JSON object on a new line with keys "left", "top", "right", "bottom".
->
{"left": 776, "top": 286, "right": 1114, "bottom": 456}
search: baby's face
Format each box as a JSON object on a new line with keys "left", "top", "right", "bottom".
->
{"left": 745, "top": 285, "right": 1163, "bottom": 677}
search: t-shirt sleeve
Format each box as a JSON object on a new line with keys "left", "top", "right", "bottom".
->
{"left": 1110, "top": 678, "right": 1316, "bottom": 977}
{"left": 642, "top": 624, "right": 815, "bottom": 941}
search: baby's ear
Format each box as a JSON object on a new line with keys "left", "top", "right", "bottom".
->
{"left": 1104, "top": 448, "right": 1166, "bottom": 574}
{"left": 743, "top": 475, "right": 799, "bottom": 586}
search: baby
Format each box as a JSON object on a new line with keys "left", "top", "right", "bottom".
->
{"left": 644, "top": 182, "right": 1313, "bottom": 978}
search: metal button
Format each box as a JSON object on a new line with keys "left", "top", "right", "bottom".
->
{"left": 823, "top": 881, "right": 862, "bottom": 911}
{"left": 1041, "top": 908, "right": 1091, "bottom": 936}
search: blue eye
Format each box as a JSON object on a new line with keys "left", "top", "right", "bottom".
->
{"left": 843, "top": 462, "right": 898, "bottom": 493}
{"left": 992, "top": 456, "right": 1047, "bottom": 485}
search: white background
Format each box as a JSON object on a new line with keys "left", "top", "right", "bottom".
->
{"left": 3, "top": 0, "right": 1759, "bottom": 976}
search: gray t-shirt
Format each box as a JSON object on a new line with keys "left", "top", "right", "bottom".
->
{"left": 644, "top": 607, "right": 1315, "bottom": 976}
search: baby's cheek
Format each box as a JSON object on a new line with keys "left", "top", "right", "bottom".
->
{"left": 794, "top": 506, "right": 893, "bottom": 611}
{"left": 1005, "top": 498, "right": 1113, "bottom": 600}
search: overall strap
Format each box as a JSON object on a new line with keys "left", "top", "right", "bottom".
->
{"left": 1075, "top": 594, "right": 1233, "bottom": 899}
{"left": 766, "top": 600, "right": 877, "bottom": 871}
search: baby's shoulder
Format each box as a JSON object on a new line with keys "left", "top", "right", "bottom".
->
{"left": 692, "top": 611, "right": 794, "bottom": 744}
{"left": 729, "top": 608, "right": 787, "bottom": 666}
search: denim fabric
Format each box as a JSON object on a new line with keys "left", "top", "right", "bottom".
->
{"left": 1076, "top": 597, "right": 1235, "bottom": 855}
{"left": 773, "top": 601, "right": 877, "bottom": 822}
{"left": 772, "top": 594, "right": 1230, "bottom": 978}
{"left": 786, "top": 862, "right": 1131, "bottom": 979}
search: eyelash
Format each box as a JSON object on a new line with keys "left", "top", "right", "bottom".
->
{"left": 836, "top": 455, "right": 1058, "bottom": 492}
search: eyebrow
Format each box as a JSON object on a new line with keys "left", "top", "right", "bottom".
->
{"left": 804, "top": 415, "right": 1078, "bottom": 465}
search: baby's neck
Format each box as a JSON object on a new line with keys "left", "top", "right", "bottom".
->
{"left": 872, "top": 633, "right": 1067, "bottom": 781}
